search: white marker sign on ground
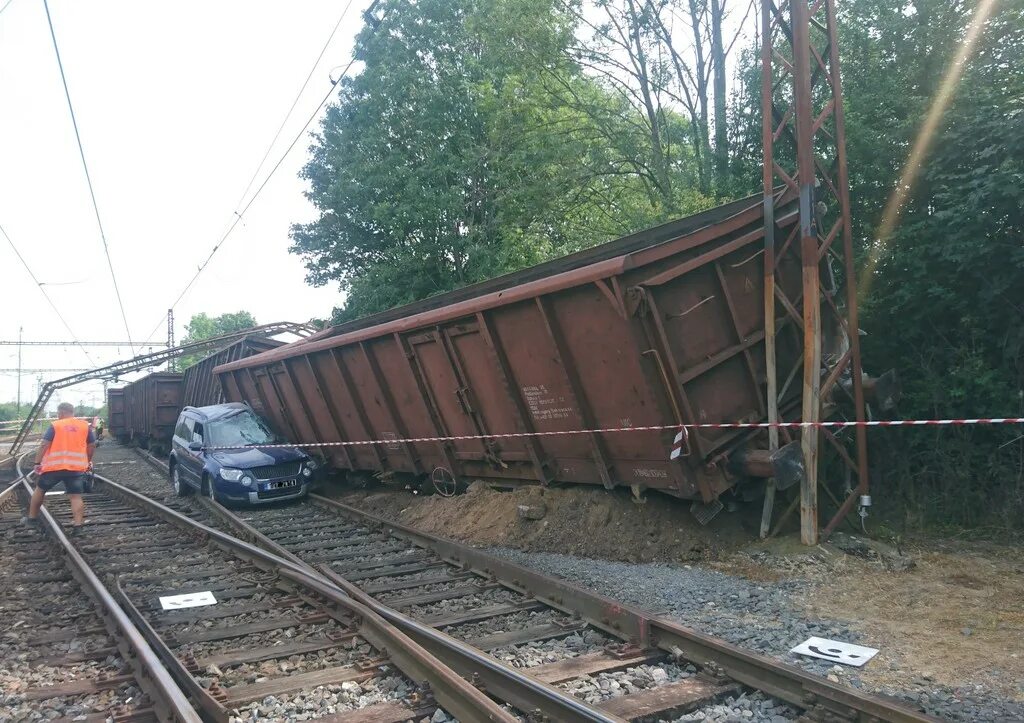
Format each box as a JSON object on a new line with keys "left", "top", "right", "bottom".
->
{"left": 159, "top": 590, "right": 217, "bottom": 610}
{"left": 791, "top": 637, "right": 879, "bottom": 667}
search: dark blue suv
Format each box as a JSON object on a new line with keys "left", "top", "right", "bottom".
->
{"left": 168, "top": 403, "right": 315, "bottom": 504}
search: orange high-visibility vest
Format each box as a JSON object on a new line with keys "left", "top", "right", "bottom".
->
{"left": 40, "top": 418, "right": 90, "bottom": 473}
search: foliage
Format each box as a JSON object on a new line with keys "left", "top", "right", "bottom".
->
{"left": 856, "top": 0, "right": 1024, "bottom": 529}
{"left": 0, "top": 401, "right": 21, "bottom": 423}
{"left": 292, "top": 0, "right": 713, "bottom": 322}
{"left": 179, "top": 311, "right": 258, "bottom": 369}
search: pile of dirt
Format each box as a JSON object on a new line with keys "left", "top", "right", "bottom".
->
{"left": 325, "top": 481, "right": 757, "bottom": 563}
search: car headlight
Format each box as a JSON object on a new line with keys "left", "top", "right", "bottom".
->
{"left": 305, "top": 458, "right": 319, "bottom": 471}
{"left": 302, "top": 465, "right": 313, "bottom": 478}
{"left": 220, "top": 468, "right": 243, "bottom": 481}
{"left": 240, "top": 475, "right": 253, "bottom": 487}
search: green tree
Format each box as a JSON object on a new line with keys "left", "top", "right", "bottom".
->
{"left": 0, "top": 401, "right": 20, "bottom": 423}
{"left": 292, "top": 0, "right": 712, "bottom": 321}
{"left": 178, "top": 311, "right": 258, "bottom": 369}
{"left": 856, "top": 0, "right": 1024, "bottom": 530}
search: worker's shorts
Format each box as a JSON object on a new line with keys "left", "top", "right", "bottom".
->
{"left": 37, "top": 470, "right": 86, "bottom": 495}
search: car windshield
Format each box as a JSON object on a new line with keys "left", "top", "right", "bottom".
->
{"left": 207, "top": 412, "right": 278, "bottom": 447}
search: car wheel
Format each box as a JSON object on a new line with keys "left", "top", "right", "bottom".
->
{"left": 172, "top": 465, "right": 192, "bottom": 497}
{"left": 204, "top": 476, "right": 217, "bottom": 503}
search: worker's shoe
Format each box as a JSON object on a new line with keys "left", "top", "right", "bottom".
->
{"left": 68, "top": 525, "right": 84, "bottom": 538}
{"left": 20, "top": 516, "right": 42, "bottom": 533}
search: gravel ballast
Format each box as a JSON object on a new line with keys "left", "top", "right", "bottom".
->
{"left": 487, "top": 547, "right": 1024, "bottom": 722}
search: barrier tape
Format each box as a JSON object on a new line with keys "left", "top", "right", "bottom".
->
{"left": 201, "top": 417, "right": 1024, "bottom": 452}
{"left": 669, "top": 427, "right": 690, "bottom": 460}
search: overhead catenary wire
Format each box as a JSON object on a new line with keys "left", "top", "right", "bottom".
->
{"left": 42, "top": 0, "right": 135, "bottom": 356}
{"left": 232, "top": 0, "right": 358, "bottom": 211}
{"left": 139, "top": 78, "right": 339, "bottom": 343}
{"left": 140, "top": 0, "right": 382, "bottom": 345}
{"left": 1, "top": 222, "right": 97, "bottom": 366}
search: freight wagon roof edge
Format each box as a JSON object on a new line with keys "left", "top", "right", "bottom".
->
{"left": 215, "top": 190, "right": 793, "bottom": 374}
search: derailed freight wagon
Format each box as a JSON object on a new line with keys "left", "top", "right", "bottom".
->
{"left": 215, "top": 194, "right": 856, "bottom": 508}
{"left": 117, "top": 372, "right": 183, "bottom": 455}
{"left": 182, "top": 335, "right": 284, "bottom": 408}
{"left": 106, "top": 387, "right": 127, "bottom": 441}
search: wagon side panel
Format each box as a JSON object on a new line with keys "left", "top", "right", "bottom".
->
{"left": 106, "top": 388, "right": 126, "bottom": 439}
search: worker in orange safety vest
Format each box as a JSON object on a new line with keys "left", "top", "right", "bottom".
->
{"left": 24, "top": 402, "right": 96, "bottom": 535}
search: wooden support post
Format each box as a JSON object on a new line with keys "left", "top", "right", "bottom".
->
{"left": 793, "top": 0, "right": 822, "bottom": 546}
{"left": 760, "top": 0, "right": 780, "bottom": 539}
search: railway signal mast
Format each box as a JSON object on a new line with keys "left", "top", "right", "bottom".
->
{"left": 760, "top": 0, "right": 869, "bottom": 544}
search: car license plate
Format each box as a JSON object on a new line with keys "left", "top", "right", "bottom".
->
{"left": 267, "top": 479, "right": 298, "bottom": 490}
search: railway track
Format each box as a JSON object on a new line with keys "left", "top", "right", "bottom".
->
{"left": 10, "top": 456, "right": 514, "bottom": 723}
{"left": 0, "top": 472, "right": 198, "bottom": 722}
{"left": 121, "top": 444, "right": 937, "bottom": 723}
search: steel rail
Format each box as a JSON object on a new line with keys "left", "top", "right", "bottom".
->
{"left": 9, "top": 459, "right": 201, "bottom": 721}
{"left": 77, "top": 470, "right": 519, "bottom": 723}
{"left": 209, "top": 502, "right": 623, "bottom": 722}
{"left": 305, "top": 493, "right": 938, "bottom": 723}
{"left": 129, "top": 448, "right": 936, "bottom": 722}
{"left": 132, "top": 449, "right": 627, "bottom": 723}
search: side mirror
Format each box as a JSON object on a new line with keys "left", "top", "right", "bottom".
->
{"left": 188, "top": 441, "right": 202, "bottom": 452}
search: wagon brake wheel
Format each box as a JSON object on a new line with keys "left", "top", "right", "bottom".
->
{"left": 431, "top": 466, "right": 458, "bottom": 497}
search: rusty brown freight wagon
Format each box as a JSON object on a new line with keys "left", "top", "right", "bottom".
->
{"left": 120, "top": 372, "right": 183, "bottom": 455}
{"left": 106, "top": 387, "right": 127, "bottom": 442}
{"left": 216, "top": 194, "right": 827, "bottom": 508}
{"left": 182, "top": 336, "right": 284, "bottom": 408}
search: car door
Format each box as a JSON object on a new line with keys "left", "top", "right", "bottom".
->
{"left": 176, "top": 413, "right": 201, "bottom": 487}
{"left": 183, "top": 421, "right": 206, "bottom": 489}
{"left": 172, "top": 417, "right": 197, "bottom": 488}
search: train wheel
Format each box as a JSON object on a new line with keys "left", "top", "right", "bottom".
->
{"left": 431, "top": 467, "right": 458, "bottom": 497}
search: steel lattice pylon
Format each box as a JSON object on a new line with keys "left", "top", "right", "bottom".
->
{"left": 760, "top": 0, "right": 869, "bottom": 544}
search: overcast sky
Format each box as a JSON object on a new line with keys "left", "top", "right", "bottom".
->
{"left": 0, "top": 0, "right": 368, "bottom": 409}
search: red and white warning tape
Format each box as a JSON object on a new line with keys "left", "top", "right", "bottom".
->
{"left": 202, "top": 417, "right": 1024, "bottom": 451}
{"left": 670, "top": 427, "right": 690, "bottom": 460}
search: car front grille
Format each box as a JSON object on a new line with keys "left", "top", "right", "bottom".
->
{"left": 250, "top": 462, "right": 302, "bottom": 480}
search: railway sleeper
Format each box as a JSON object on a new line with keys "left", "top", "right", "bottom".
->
{"left": 116, "top": 444, "right": 940, "bottom": 723}
{"left": 212, "top": 487, "right": 942, "bottom": 723}
{"left": 22, "top": 470, "right": 517, "bottom": 723}
{"left": 0, "top": 472, "right": 199, "bottom": 722}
